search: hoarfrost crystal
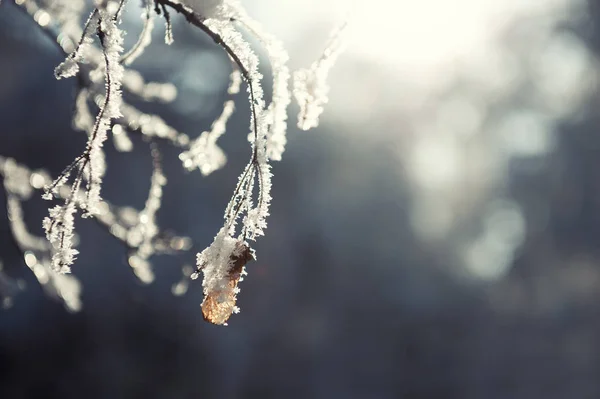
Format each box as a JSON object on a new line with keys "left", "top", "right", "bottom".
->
{"left": 2, "top": 0, "right": 346, "bottom": 325}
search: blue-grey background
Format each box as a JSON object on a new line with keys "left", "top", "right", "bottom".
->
{"left": 2, "top": 1, "right": 600, "bottom": 398}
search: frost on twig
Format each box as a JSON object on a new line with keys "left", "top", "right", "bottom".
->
{"left": 4, "top": 0, "right": 345, "bottom": 324}
{"left": 15, "top": 201, "right": 82, "bottom": 311}
{"left": 154, "top": 2, "right": 273, "bottom": 323}
{"left": 202, "top": 17, "right": 272, "bottom": 238}
{"left": 43, "top": 203, "right": 79, "bottom": 273}
{"left": 122, "top": 70, "right": 178, "bottom": 102}
{"left": 44, "top": 3, "right": 126, "bottom": 273}
{"left": 0, "top": 157, "right": 82, "bottom": 311}
{"left": 179, "top": 100, "right": 234, "bottom": 175}
{"left": 1, "top": 154, "right": 190, "bottom": 309}
{"left": 159, "top": 0, "right": 292, "bottom": 323}
{"left": 120, "top": 0, "right": 155, "bottom": 65}
{"left": 54, "top": 9, "right": 99, "bottom": 79}
{"left": 293, "top": 20, "right": 348, "bottom": 131}
{"left": 82, "top": 8, "right": 125, "bottom": 215}
{"left": 126, "top": 142, "right": 167, "bottom": 284}
{"left": 178, "top": 67, "right": 240, "bottom": 174}
{"left": 190, "top": 16, "right": 269, "bottom": 323}
{"left": 117, "top": 100, "right": 189, "bottom": 146}
{"left": 230, "top": 2, "right": 291, "bottom": 161}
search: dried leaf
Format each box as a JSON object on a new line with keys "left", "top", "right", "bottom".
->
{"left": 201, "top": 241, "right": 254, "bottom": 325}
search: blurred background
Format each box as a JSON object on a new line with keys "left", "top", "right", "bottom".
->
{"left": 2, "top": 0, "right": 600, "bottom": 397}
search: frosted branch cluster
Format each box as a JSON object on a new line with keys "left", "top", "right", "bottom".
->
{"left": 1, "top": 0, "right": 346, "bottom": 325}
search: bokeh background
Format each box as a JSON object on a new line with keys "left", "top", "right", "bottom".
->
{"left": 2, "top": 0, "right": 600, "bottom": 397}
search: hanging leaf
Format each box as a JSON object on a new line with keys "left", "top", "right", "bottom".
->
{"left": 200, "top": 240, "right": 254, "bottom": 325}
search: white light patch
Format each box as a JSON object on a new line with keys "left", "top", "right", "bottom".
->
{"left": 463, "top": 200, "right": 526, "bottom": 281}
{"left": 409, "top": 134, "right": 462, "bottom": 190}
{"left": 532, "top": 32, "right": 596, "bottom": 116}
{"left": 496, "top": 111, "right": 555, "bottom": 157}
{"left": 249, "top": 0, "right": 578, "bottom": 82}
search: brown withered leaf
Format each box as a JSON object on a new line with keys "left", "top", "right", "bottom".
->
{"left": 201, "top": 241, "right": 254, "bottom": 325}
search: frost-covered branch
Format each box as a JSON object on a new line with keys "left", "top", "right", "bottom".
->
{"left": 0, "top": 155, "right": 191, "bottom": 309}
{"left": 293, "top": 20, "right": 348, "bottom": 131}
{"left": 43, "top": 2, "right": 126, "bottom": 273}
{"left": 120, "top": 0, "right": 154, "bottom": 65}
{"left": 2, "top": 0, "right": 346, "bottom": 325}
